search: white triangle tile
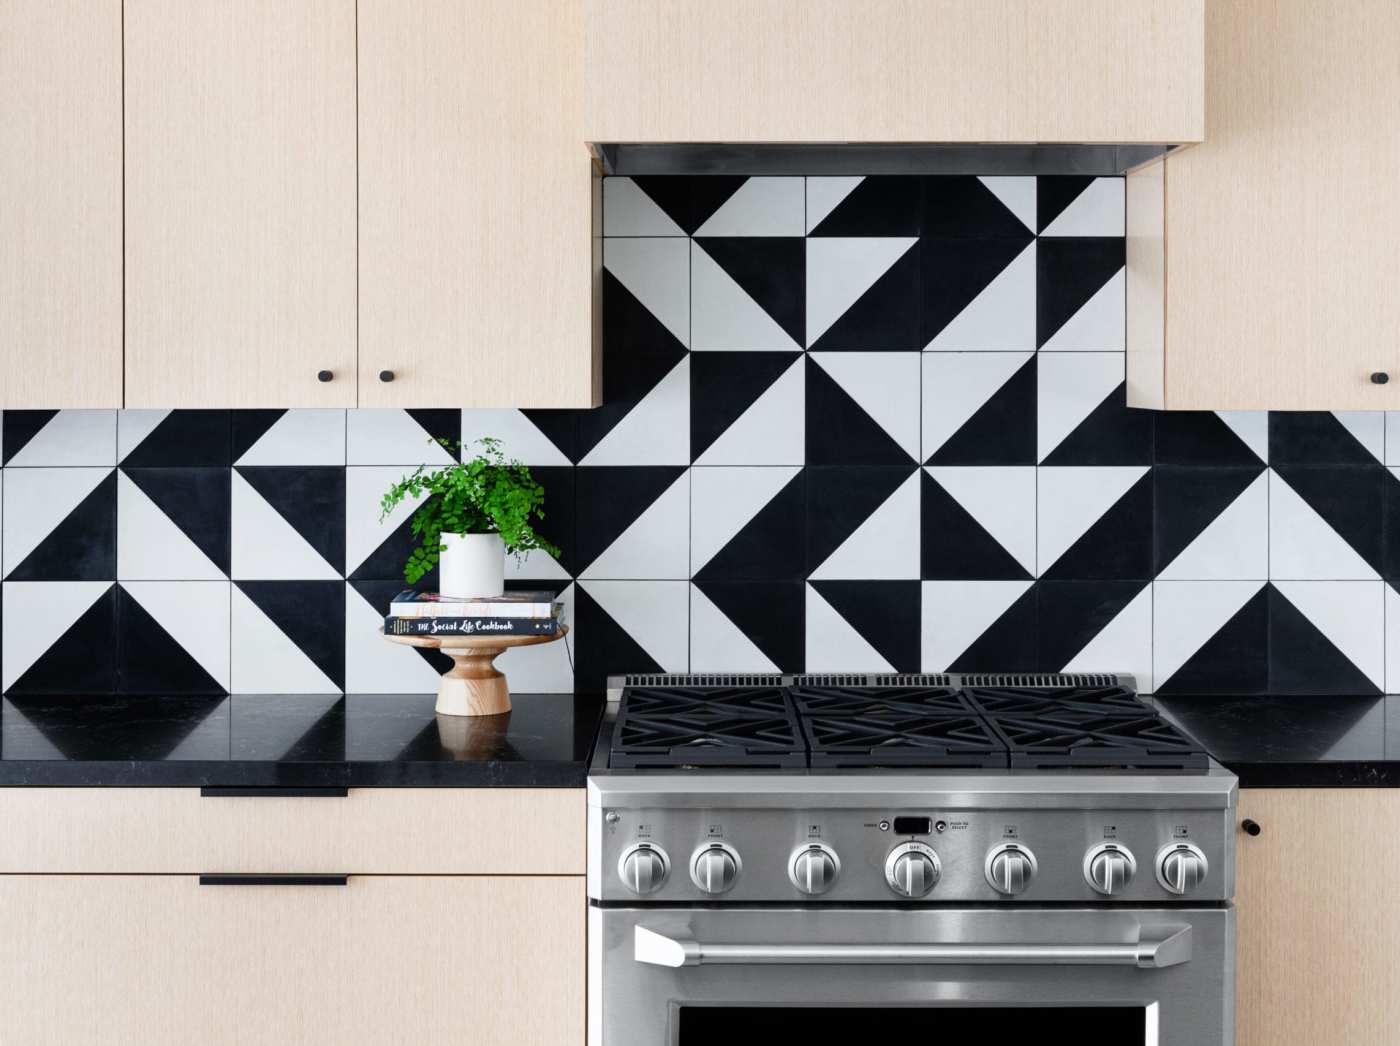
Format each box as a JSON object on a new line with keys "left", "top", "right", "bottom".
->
{"left": 924, "top": 240, "right": 1036, "bottom": 351}
{"left": 1153, "top": 580, "right": 1266, "bottom": 690}
{"left": 579, "top": 356, "right": 690, "bottom": 465}
{"left": 1059, "top": 583, "right": 1153, "bottom": 692}
{"left": 694, "top": 355, "right": 805, "bottom": 466}
{"left": 117, "top": 410, "right": 172, "bottom": 462}
{"left": 123, "top": 581, "right": 231, "bottom": 691}
{"left": 1038, "top": 268, "right": 1125, "bottom": 352}
{"left": 806, "top": 176, "right": 864, "bottom": 233}
{"left": 460, "top": 409, "right": 571, "bottom": 466}
{"left": 811, "top": 352, "right": 921, "bottom": 461}
{"left": 506, "top": 542, "right": 572, "bottom": 583}
{"left": 1217, "top": 411, "right": 1269, "bottom": 463}
{"left": 920, "top": 352, "right": 1032, "bottom": 461}
{"left": 1274, "top": 580, "right": 1384, "bottom": 690}
{"left": 691, "top": 241, "right": 802, "bottom": 351}
{"left": 344, "top": 583, "right": 445, "bottom": 693}
{"left": 1268, "top": 470, "right": 1379, "bottom": 580}
{"left": 579, "top": 471, "right": 690, "bottom": 580}
{"left": 344, "top": 466, "right": 428, "bottom": 578}
{"left": 695, "top": 177, "right": 804, "bottom": 236}
{"left": 582, "top": 580, "right": 689, "bottom": 672}
{"left": 235, "top": 409, "right": 346, "bottom": 466}
{"left": 604, "top": 237, "right": 690, "bottom": 347}
{"left": 1157, "top": 471, "right": 1269, "bottom": 581}
{"left": 602, "top": 177, "right": 686, "bottom": 236}
{"left": 691, "top": 467, "right": 801, "bottom": 573}
{"left": 805, "top": 584, "right": 894, "bottom": 673}
{"left": 495, "top": 583, "right": 576, "bottom": 692}
{"left": 1037, "top": 352, "right": 1124, "bottom": 462}
{"left": 117, "top": 471, "right": 226, "bottom": 581}
{"left": 1, "top": 581, "right": 112, "bottom": 691}
{"left": 809, "top": 471, "right": 921, "bottom": 581}
{"left": 1037, "top": 467, "right": 1149, "bottom": 576}
{"left": 1039, "top": 177, "right": 1125, "bottom": 237}
{"left": 4, "top": 410, "right": 116, "bottom": 466}
{"left": 231, "top": 471, "right": 340, "bottom": 581}
{"left": 690, "top": 585, "right": 781, "bottom": 673}
{"left": 920, "top": 580, "right": 1032, "bottom": 671}
{"left": 232, "top": 585, "right": 339, "bottom": 694}
{"left": 2, "top": 467, "right": 112, "bottom": 577}
{"left": 805, "top": 237, "right": 918, "bottom": 347}
{"left": 924, "top": 467, "right": 1036, "bottom": 575}
{"left": 1386, "top": 584, "right": 1400, "bottom": 692}
{"left": 1388, "top": 416, "right": 1400, "bottom": 466}
{"left": 978, "top": 176, "right": 1036, "bottom": 233}
{"left": 1333, "top": 411, "right": 1385, "bottom": 462}
{"left": 345, "top": 410, "right": 456, "bottom": 467}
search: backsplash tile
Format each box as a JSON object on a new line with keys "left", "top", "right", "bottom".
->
{"left": 2, "top": 174, "right": 1399, "bottom": 699}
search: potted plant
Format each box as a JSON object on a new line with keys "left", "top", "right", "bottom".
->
{"left": 379, "top": 437, "right": 561, "bottom": 597}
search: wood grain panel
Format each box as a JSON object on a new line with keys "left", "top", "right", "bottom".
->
{"left": 0, "top": 0, "right": 122, "bottom": 408}
{"left": 123, "top": 0, "right": 357, "bottom": 408}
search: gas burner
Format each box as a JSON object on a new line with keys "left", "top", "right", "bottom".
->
{"left": 609, "top": 686, "right": 804, "bottom": 768}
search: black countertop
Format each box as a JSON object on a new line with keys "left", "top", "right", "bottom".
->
{"left": 0, "top": 693, "right": 604, "bottom": 788}
{"left": 1156, "top": 695, "right": 1400, "bottom": 787}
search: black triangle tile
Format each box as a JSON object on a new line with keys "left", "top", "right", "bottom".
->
{"left": 347, "top": 513, "right": 439, "bottom": 589}
{"left": 405, "top": 410, "right": 460, "bottom": 454}
{"left": 690, "top": 352, "right": 796, "bottom": 461}
{"left": 1036, "top": 176, "right": 1095, "bottom": 233}
{"left": 574, "top": 584, "right": 664, "bottom": 695}
{"left": 695, "top": 580, "right": 805, "bottom": 672}
{"left": 808, "top": 176, "right": 921, "bottom": 236}
{"left": 237, "top": 466, "right": 346, "bottom": 575}
{"left": 807, "top": 243, "right": 920, "bottom": 351}
{"left": 238, "top": 581, "right": 345, "bottom": 691}
{"left": 1269, "top": 412, "right": 1379, "bottom": 465}
{"left": 926, "top": 356, "right": 1037, "bottom": 466}
{"left": 515, "top": 466, "right": 575, "bottom": 576}
{"left": 123, "top": 467, "right": 232, "bottom": 576}
{"left": 921, "top": 237, "right": 1031, "bottom": 346}
{"left": 1036, "top": 238, "right": 1124, "bottom": 348}
{"left": 694, "top": 237, "right": 805, "bottom": 345}
{"left": 946, "top": 585, "right": 1038, "bottom": 673}
{"left": 231, "top": 410, "right": 287, "bottom": 462}
{"left": 1041, "top": 472, "right": 1153, "bottom": 580}
{"left": 122, "top": 410, "right": 231, "bottom": 466}
{"left": 2, "top": 410, "right": 59, "bottom": 464}
{"left": 349, "top": 580, "right": 451, "bottom": 673}
{"left": 695, "top": 471, "right": 806, "bottom": 581}
{"left": 805, "top": 357, "right": 913, "bottom": 465}
{"left": 574, "top": 466, "right": 687, "bottom": 571}
{"left": 1273, "top": 465, "right": 1385, "bottom": 575}
{"left": 1039, "top": 382, "right": 1153, "bottom": 466}
{"left": 6, "top": 585, "right": 119, "bottom": 695}
{"left": 1154, "top": 412, "right": 1264, "bottom": 466}
{"left": 925, "top": 176, "right": 1037, "bottom": 238}
{"left": 1154, "top": 466, "right": 1264, "bottom": 575}
{"left": 811, "top": 580, "right": 920, "bottom": 672}
{"left": 115, "top": 585, "right": 226, "bottom": 695}
{"left": 1267, "top": 584, "right": 1379, "bottom": 695}
{"left": 520, "top": 409, "right": 579, "bottom": 463}
{"left": 7, "top": 471, "right": 117, "bottom": 581}
{"left": 806, "top": 467, "right": 913, "bottom": 572}
{"left": 920, "top": 471, "right": 1031, "bottom": 580}
{"left": 1036, "top": 580, "right": 1147, "bottom": 671}
{"left": 631, "top": 175, "right": 747, "bottom": 235}
{"left": 1156, "top": 588, "right": 1268, "bottom": 695}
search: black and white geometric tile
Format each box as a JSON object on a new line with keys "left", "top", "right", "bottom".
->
{"left": 4, "top": 175, "right": 1400, "bottom": 700}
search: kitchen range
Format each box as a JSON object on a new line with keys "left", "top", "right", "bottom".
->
{"left": 588, "top": 674, "right": 1236, "bottom": 1045}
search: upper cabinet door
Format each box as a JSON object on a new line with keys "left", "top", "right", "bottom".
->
{"left": 586, "top": 0, "right": 1204, "bottom": 145}
{"left": 358, "top": 0, "right": 599, "bottom": 408}
{"left": 123, "top": 0, "right": 357, "bottom": 408}
{"left": 0, "top": 0, "right": 122, "bottom": 408}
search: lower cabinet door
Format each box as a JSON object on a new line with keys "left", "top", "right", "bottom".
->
{"left": 0, "top": 874, "right": 583, "bottom": 1045}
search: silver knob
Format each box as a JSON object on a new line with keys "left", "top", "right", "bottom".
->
{"left": 985, "top": 843, "right": 1037, "bottom": 895}
{"left": 1084, "top": 843, "right": 1137, "bottom": 896}
{"left": 885, "top": 842, "right": 940, "bottom": 898}
{"left": 1156, "top": 843, "right": 1208, "bottom": 895}
{"left": 789, "top": 844, "right": 840, "bottom": 895}
{"left": 690, "top": 843, "right": 740, "bottom": 895}
{"left": 618, "top": 843, "right": 669, "bottom": 895}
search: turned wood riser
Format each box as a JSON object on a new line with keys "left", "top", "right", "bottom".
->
{"left": 435, "top": 647, "right": 511, "bottom": 717}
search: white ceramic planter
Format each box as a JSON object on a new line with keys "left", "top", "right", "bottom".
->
{"left": 439, "top": 532, "right": 505, "bottom": 598}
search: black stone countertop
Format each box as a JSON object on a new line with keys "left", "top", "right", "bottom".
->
{"left": 1155, "top": 695, "right": 1400, "bottom": 787}
{"left": 0, "top": 693, "right": 604, "bottom": 787}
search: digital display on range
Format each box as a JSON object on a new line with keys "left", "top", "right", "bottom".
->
{"left": 892, "top": 816, "right": 933, "bottom": 835}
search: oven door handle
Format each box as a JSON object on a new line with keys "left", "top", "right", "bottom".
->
{"left": 634, "top": 925, "right": 1191, "bottom": 970}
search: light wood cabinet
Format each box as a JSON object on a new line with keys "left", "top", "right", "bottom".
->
{"left": 358, "top": 0, "right": 600, "bottom": 409}
{"left": 1236, "top": 790, "right": 1400, "bottom": 1045}
{"left": 0, "top": 0, "right": 123, "bottom": 408}
{"left": 586, "top": 0, "right": 1204, "bottom": 145}
{"left": 0, "top": 874, "right": 583, "bottom": 1046}
{"left": 1127, "top": 0, "right": 1400, "bottom": 410}
{"left": 123, "top": 0, "right": 358, "bottom": 408}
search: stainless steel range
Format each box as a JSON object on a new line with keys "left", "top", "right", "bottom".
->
{"left": 587, "top": 673, "right": 1237, "bottom": 1045}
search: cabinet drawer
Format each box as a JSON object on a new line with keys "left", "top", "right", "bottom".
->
{"left": 0, "top": 874, "right": 583, "bottom": 1046}
{"left": 0, "top": 787, "right": 583, "bottom": 874}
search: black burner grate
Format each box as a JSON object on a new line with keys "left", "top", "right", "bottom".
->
{"left": 790, "top": 685, "right": 1006, "bottom": 768}
{"left": 610, "top": 686, "right": 805, "bottom": 768}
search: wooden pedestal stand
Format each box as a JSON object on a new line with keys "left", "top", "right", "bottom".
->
{"left": 379, "top": 625, "right": 568, "bottom": 716}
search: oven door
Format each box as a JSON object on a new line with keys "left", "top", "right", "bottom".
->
{"left": 590, "top": 905, "right": 1233, "bottom": 1046}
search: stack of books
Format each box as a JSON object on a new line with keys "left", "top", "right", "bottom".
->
{"left": 383, "top": 590, "right": 565, "bottom": 638}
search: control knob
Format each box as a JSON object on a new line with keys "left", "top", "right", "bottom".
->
{"left": 1156, "top": 843, "right": 1208, "bottom": 895}
{"left": 690, "top": 843, "right": 740, "bottom": 895}
{"left": 985, "top": 843, "right": 1037, "bottom": 895}
{"left": 789, "top": 843, "right": 840, "bottom": 895}
{"left": 1084, "top": 843, "right": 1137, "bottom": 896}
{"left": 885, "top": 842, "right": 940, "bottom": 898}
{"left": 618, "top": 843, "right": 669, "bottom": 895}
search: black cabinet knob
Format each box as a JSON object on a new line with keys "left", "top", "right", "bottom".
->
{"left": 379, "top": 370, "right": 395, "bottom": 383}
{"left": 317, "top": 370, "right": 333, "bottom": 383}
{"left": 1372, "top": 372, "right": 1390, "bottom": 385}
{"left": 1241, "top": 819, "right": 1262, "bottom": 837}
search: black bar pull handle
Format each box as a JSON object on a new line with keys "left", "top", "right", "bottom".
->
{"left": 200, "top": 786, "right": 348, "bottom": 798}
{"left": 199, "top": 874, "right": 349, "bottom": 887}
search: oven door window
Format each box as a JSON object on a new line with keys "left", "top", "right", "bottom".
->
{"left": 680, "top": 1006, "right": 1148, "bottom": 1041}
